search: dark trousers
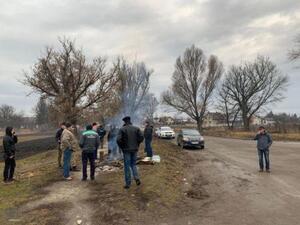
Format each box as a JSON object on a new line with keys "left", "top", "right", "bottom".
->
{"left": 145, "top": 138, "right": 153, "bottom": 157}
{"left": 3, "top": 157, "right": 16, "bottom": 181}
{"left": 82, "top": 152, "right": 95, "bottom": 179}
{"left": 123, "top": 152, "right": 139, "bottom": 186}
{"left": 258, "top": 149, "right": 270, "bottom": 170}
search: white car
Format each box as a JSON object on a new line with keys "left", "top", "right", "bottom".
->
{"left": 157, "top": 126, "right": 176, "bottom": 139}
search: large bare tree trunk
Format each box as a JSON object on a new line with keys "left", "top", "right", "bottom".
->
{"left": 242, "top": 113, "right": 250, "bottom": 131}
{"left": 196, "top": 117, "right": 203, "bottom": 133}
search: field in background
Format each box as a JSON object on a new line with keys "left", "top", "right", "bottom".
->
{"left": 203, "top": 129, "right": 300, "bottom": 142}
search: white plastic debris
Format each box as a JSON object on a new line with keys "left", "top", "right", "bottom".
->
{"left": 152, "top": 155, "right": 161, "bottom": 163}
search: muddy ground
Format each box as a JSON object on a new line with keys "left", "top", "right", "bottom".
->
{"left": 1, "top": 136, "right": 300, "bottom": 225}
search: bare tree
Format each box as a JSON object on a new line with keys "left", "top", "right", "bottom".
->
{"left": 217, "top": 84, "right": 240, "bottom": 130}
{"left": 289, "top": 34, "right": 300, "bottom": 61}
{"left": 35, "top": 96, "right": 49, "bottom": 126}
{"left": 162, "top": 45, "right": 223, "bottom": 132}
{"left": 0, "top": 105, "right": 24, "bottom": 128}
{"left": 23, "top": 38, "right": 118, "bottom": 124}
{"left": 143, "top": 93, "right": 159, "bottom": 122}
{"left": 116, "top": 58, "right": 153, "bottom": 123}
{"left": 222, "top": 56, "right": 288, "bottom": 130}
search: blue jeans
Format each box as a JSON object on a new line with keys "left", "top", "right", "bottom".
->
{"left": 63, "top": 148, "right": 72, "bottom": 178}
{"left": 258, "top": 149, "right": 270, "bottom": 170}
{"left": 123, "top": 152, "right": 139, "bottom": 186}
{"left": 145, "top": 138, "right": 153, "bottom": 157}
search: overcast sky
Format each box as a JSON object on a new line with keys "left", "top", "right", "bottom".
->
{"left": 0, "top": 0, "right": 300, "bottom": 116}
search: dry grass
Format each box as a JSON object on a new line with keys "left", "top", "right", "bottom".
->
{"left": 0, "top": 139, "right": 189, "bottom": 224}
{"left": 88, "top": 138, "right": 188, "bottom": 224}
{"left": 0, "top": 149, "right": 60, "bottom": 223}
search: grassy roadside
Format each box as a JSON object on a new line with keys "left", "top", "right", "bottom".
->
{"left": 0, "top": 149, "right": 61, "bottom": 223}
{"left": 203, "top": 130, "right": 300, "bottom": 142}
{"left": 0, "top": 139, "right": 190, "bottom": 225}
{"left": 88, "top": 138, "right": 188, "bottom": 224}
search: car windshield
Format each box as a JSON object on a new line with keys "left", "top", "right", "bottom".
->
{"left": 161, "top": 127, "right": 172, "bottom": 131}
{"left": 183, "top": 130, "right": 200, "bottom": 136}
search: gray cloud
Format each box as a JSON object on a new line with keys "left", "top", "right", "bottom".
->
{"left": 0, "top": 0, "right": 300, "bottom": 115}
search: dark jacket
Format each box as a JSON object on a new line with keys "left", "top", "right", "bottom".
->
{"left": 117, "top": 124, "right": 144, "bottom": 153}
{"left": 3, "top": 127, "right": 18, "bottom": 159}
{"left": 254, "top": 132, "right": 272, "bottom": 150}
{"left": 79, "top": 130, "right": 100, "bottom": 153}
{"left": 55, "top": 128, "right": 64, "bottom": 144}
{"left": 97, "top": 127, "right": 106, "bottom": 140}
{"left": 144, "top": 126, "right": 153, "bottom": 140}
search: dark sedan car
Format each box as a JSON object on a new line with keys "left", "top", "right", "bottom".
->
{"left": 177, "top": 129, "right": 205, "bottom": 149}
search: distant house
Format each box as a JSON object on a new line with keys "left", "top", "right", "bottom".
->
{"left": 203, "top": 112, "right": 226, "bottom": 128}
{"left": 154, "top": 116, "right": 175, "bottom": 125}
{"left": 250, "top": 115, "right": 276, "bottom": 126}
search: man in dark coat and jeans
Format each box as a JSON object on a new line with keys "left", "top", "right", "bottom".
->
{"left": 144, "top": 121, "right": 153, "bottom": 158}
{"left": 79, "top": 124, "right": 100, "bottom": 181}
{"left": 3, "top": 127, "right": 18, "bottom": 183}
{"left": 117, "top": 116, "right": 144, "bottom": 189}
{"left": 254, "top": 126, "right": 273, "bottom": 172}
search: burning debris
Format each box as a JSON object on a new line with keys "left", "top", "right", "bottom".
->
{"left": 96, "top": 160, "right": 123, "bottom": 173}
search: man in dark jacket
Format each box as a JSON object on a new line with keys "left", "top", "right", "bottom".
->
{"left": 117, "top": 116, "right": 144, "bottom": 189}
{"left": 3, "top": 127, "right": 18, "bottom": 183}
{"left": 97, "top": 124, "right": 107, "bottom": 150}
{"left": 144, "top": 121, "right": 153, "bottom": 158}
{"left": 254, "top": 126, "right": 273, "bottom": 172}
{"left": 55, "top": 122, "right": 66, "bottom": 168}
{"left": 79, "top": 124, "right": 100, "bottom": 181}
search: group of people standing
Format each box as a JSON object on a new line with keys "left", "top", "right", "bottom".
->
{"left": 2, "top": 120, "right": 271, "bottom": 187}
{"left": 55, "top": 116, "right": 154, "bottom": 188}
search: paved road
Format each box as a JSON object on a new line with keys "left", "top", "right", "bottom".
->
{"left": 179, "top": 136, "right": 300, "bottom": 225}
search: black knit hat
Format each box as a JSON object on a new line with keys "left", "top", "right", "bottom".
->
{"left": 122, "top": 116, "right": 131, "bottom": 122}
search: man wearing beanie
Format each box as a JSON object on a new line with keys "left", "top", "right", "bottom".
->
{"left": 117, "top": 116, "right": 144, "bottom": 189}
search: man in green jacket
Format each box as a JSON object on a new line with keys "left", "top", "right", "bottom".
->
{"left": 79, "top": 124, "right": 100, "bottom": 181}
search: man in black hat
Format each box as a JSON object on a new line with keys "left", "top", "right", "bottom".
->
{"left": 117, "top": 116, "right": 144, "bottom": 189}
{"left": 254, "top": 126, "right": 273, "bottom": 172}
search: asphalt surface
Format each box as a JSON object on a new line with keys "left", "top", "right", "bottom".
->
{"left": 179, "top": 136, "right": 300, "bottom": 225}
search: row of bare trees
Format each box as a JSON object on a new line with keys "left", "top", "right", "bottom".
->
{"left": 162, "top": 46, "right": 289, "bottom": 132}
{"left": 24, "top": 38, "right": 159, "bottom": 127}
{"left": 24, "top": 36, "right": 298, "bottom": 131}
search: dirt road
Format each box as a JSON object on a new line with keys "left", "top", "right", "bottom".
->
{"left": 179, "top": 136, "right": 300, "bottom": 225}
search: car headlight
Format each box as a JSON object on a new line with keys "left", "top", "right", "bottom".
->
{"left": 183, "top": 137, "right": 189, "bottom": 141}
{"left": 200, "top": 136, "right": 204, "bottom": 141}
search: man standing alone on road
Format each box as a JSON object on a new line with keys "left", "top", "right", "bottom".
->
{"left": 117, "top": 116, "right": 144, "bottom": 189}
{"left": 254, "top": 126, "right": 273, "bottom": 173}
{"left": 79, "top": 124, "right": 100, "bottom": 181}
{"left": 144, "top": 121, "right": 153, "bottom": 158}
{"left": 61, "top": 123, "right": 78, "bottom": 180}
{"left": 55, "top": 122, "right": 66, "bottom": 168}
{"left": 3, "top": 127, "right": 18, "bottom": 183}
